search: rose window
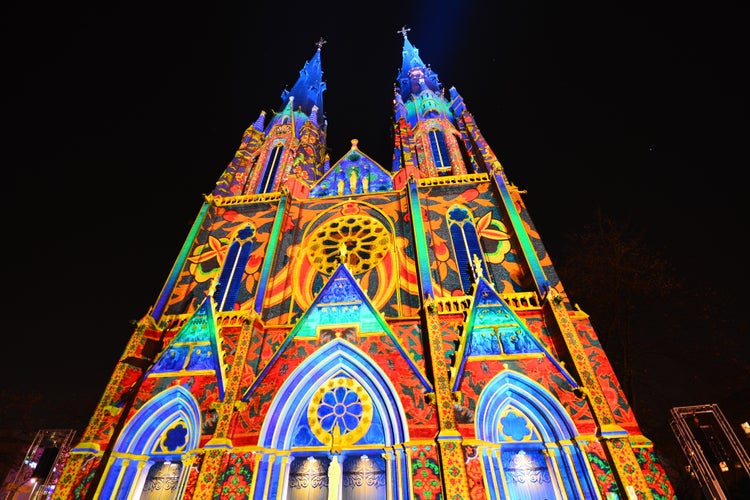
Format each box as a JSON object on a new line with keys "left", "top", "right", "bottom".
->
{"left": 308, "top": 377, "right": 373, "bottom": 446}
{"left": 306, "top": 215, "right": 390, "bottom": 275}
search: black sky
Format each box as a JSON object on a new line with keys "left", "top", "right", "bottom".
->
{"left": 4, "top": 0, "right": 748, "bottom": 476}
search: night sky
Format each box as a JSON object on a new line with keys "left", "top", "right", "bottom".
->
{"left": 4, "top": 0, "right": 748, "bottom": 486}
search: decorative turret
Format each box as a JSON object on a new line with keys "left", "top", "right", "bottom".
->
{"left": 213, "top": 39, "right": 329, "bottom": 197}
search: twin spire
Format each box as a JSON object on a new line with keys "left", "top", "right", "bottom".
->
{"left": 277, "top": 28, "right": 444, "bottom": 129}
{"left": 215, "top": 27, "right": 462, "bottom": 197}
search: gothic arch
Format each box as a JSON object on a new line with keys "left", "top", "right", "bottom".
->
{"left": 259, "top": 339, "right": 408, "bottom": 449}
{"left": 447, "top": 203, "right": 492, "bottom": 294}
{"left": 96, "top": 385, "right": 201, "bottom": 499}
{"left": 116, "top": 385, "right": 202, "bottom": 454}
{"left": 476, "top": 370, "right": 577, "bottom": 443}
{"left": 427, "top": 127, "right": 451, "bottom": 174}
{"left": 475, "top": 370, "right": 599, "bottom": 500}
{"left": 252, "top": 339, "right": 412, "bottom": 500}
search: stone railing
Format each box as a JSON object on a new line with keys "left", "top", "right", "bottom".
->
{"left": 418, "top": 172, "right": 489, "bottom": 187}
{"left": 434, "top": 290, "right": 540, "bottom": 314}
{"left": 207, "top": 191, "right": 282, "bottom": 207}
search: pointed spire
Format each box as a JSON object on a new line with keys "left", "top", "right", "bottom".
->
{"left": 396, "top": 27, "right": 441, "bottom": 101}
{"left": 280, "top": 38, "right": 327, "bottom": 126}
{"left": 252, "top": 110, "right": 266, "bottom": 132}
{"left": 287, "top": 95, "right": 295, "bottom": 117}
{"left": 398, "top": 26, "right": 423, "bottom": 72}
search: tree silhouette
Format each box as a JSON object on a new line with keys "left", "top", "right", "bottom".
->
{"left": 555, "top": 210, "right": 678, "bottom": 400}
{"left": 554, "top": 210, "right": 749, "bottom": 498}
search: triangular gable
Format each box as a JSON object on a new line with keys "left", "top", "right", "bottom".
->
{"left": 295, "top": 264, "right": 386, "bottom": 338}
{"left": 310, "top": 141, "right": 393, "bottom": 197}
{"left": 149, "top": 296, "right": 227, "bottom": 398}
{"left": 243, "top": 263, "right": 432, "bottom": 400}
{"left": 451, "top": 279, "right": 578, "bottom": 392}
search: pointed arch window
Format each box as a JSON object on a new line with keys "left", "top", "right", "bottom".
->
{"left": 475, "top": 373, "right": 601, "bottom": 499}
{"left": 286, "top": 374, "right": 390, "bottom": 500}
{"left": 458, "top": 138, "right": 476, "bottom": 173}
{"left": 215, "top": 224, "right": 256, "bottom": 311}
{"left": 258, "top": 143, "right": 284, "bottom": 193}
{"left": 428, "top": 128, "right": 451, "bottom": 176}
{"left": 97, "top": 386, "right": 201, "bottom": 499}
{"left": 447, "top": 205, "right": 490, "bottom": 294}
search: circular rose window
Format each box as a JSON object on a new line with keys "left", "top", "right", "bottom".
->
{"left": 306, "top": 214, "right": 390, "bottom": 275}
{"left": 307, "top": 377, "right": 373, "bottom": 447}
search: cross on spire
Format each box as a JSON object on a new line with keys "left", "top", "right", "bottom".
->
{"left": 397, "top": 26, "right": 411, "bottom": 38}
{"left": 315, "top": 37, "right": 327, "bottom": 50}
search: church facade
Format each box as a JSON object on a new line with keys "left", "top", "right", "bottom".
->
{"left": 53, "top": 31, "right": 675, "bottom": 499}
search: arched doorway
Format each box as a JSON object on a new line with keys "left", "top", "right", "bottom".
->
{"left": 96, "top": 386, "right": 201, "bottom": 499}
{"left": 254, "top": 339, "right": 411, "bottom": 500}
{"left": 476, "top": 371, "right": 600, "bottom": 499}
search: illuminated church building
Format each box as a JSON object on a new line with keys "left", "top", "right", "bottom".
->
{"left": 54, "top": 31, "right": 676, "bottom": 499}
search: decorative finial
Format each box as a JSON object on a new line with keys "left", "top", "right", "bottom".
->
{"left": 397, "top": 26, "right": 411, "bottom": 38}
{"left": 339, "top": 242, "right": 348, "bottom": 264}
{"left": 472, "top": 254, "right": 484, "bottom": 280}
{"left": 315, "top": 37, "right": 327, "bottom": 50}
{"left": 208, "top": 277, "right": 219, "bottom": 297}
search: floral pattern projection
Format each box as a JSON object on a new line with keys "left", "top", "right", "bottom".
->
{"left": 162, "top": 203, "right": 279, "bottom": 316}
{"left": 451, "top": 351, "right": 591, "bottom": 433}
{"left": 514, "top": 194, "right": 562, "bottom": 290}
{"left": 213, "top": 452, "right": 254, "bottom": 499}
{"left": 518, "top": 316, "right": 594, "bottom": 425}
{"left": 161, "top": 180, "right": 549, "bottom": 321}
{"left": 90, "top": 374, "right": 222, "bottom": 444}
{"left": 587, "top": 441, "right": 619, "bottom": 499}
{"left": 261, "top": 195, "right": 423, "bottom": 326}
{"left": 464, "top": 446, "right": 487, "bottom": 500}
{"left": 574, "top": 316, "right": 637, "bottom": 426}
{"left": 635, "top": 448, "right": 678, "bottom": 500}
{"left": 233, "top": 324, "right": 436, "bottom": 443}
{"left": 85, "top": 370, "right": 221, "bottom": 484}
{"left": 448, "top": 305, "right": 595, "bottom": 434}
{"left": 414, "top": 181, "right": 598, "bottom": 425}
{"left": 419, "top": 181, "right": 524, "bottom": 297}
{"left": 411, "top": 446, "right": 443, "bottom": 500}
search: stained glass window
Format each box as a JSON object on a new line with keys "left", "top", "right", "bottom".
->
{"left": 216, "top": 224, "right": 256, "bottom": 311}
{"left": 447, "top": 205, "right": 489, "bottom": 294}
{"left": 428, "top": 128, "right": 451, "bottom": 176}
{"left": 258, "top": 144, "right": 283, "bottom": 193}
